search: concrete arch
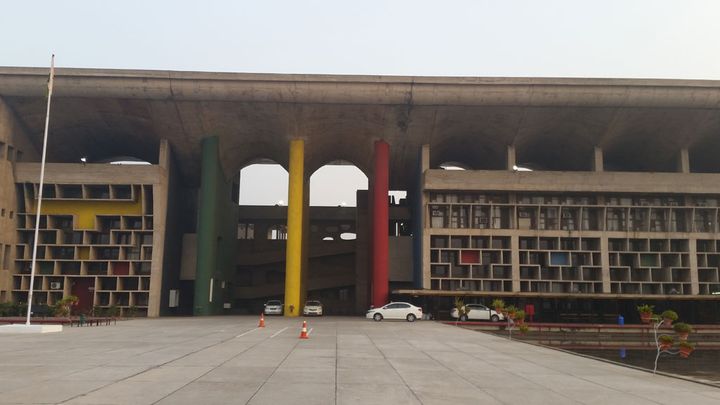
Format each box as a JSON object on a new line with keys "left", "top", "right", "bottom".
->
{"left": 309, "top": 159, "right": 368, "bottom": 207}
{"left": 515, "top": 133, "right": 595, "bottom": 171}
{"left": 430, "top": 133, "right": 507, "bottom": 170}
{"left": 238, "top": 158, "right": 289, "bottom": 206}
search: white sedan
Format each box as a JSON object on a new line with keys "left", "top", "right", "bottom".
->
{"left": 366, "top": 302, "right": 423, "bottom": 322}
{"left": 450, "top": 303, "right": 505, "bottom": 322}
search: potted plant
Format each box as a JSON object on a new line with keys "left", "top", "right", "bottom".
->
{"left": 637, "top": 304, "right": 654, "bottom": 323}
{"left": 492, "top": 299, "right": 505, "bottom": 313}
{"left": 53, "top": 295, "right": 79, "bottom": 317}
{"left": 672, "top": 322, "right": 693, "bottom": 341}
{"left": 514, "top": 310, "right": 526, "bottom": 325}
{"left": 678, "top": 341, "right": 695, "bottom": 358}
{"left": 660, "top": 310, "right": 678, "bottom": 327}
{"left": 658, "top": 335, "right": 674, "bottom": 351}
{"left": 453, "top": 297, "right": 467, "bottom": 322}
{"left": 505, "top": 305, "right": 517, "bottom": 320}
{"left": 518, "top": 324, "right": 529, "bottom": 334}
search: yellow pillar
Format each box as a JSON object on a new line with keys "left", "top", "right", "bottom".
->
{"left": 300, "top": 178, "right": 310, "bottom": 307}
{"left": 284, "top": 139, "right": 305, "bottom": 316}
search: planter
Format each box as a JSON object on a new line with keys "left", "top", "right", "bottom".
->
{"left": 508, "top": 312, "right": 516, "bottom": 320}
{"left": 677, "top": 332, "right": 689, "bottom": 341}
{"left": 659, "top": 342, "right": 672, "bottom": 351}
{"left": 662, "top": 318, "right": 673, "bottom": 327}
{"left": 515, "top": 318, "right": 525, "bottom": 325}
{"left": 495, "top": 307, "right": 503, "bottom": 313}
{"left": 679, "top": 346, "right": 694, "bottom": 358}
{"left": 640, "top": 312, "right": 652, "bottom": 324}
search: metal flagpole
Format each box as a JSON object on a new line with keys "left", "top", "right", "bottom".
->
{"left": 25, "top": 54, "right": 55, "bottom": 325}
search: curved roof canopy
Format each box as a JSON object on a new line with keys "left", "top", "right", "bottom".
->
{"left": 2, "top": 67, "right": 720, "bottom": 186}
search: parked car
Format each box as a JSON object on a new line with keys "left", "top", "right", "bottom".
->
{"left": 450, "top": 303, "right": 504, "bottom": 322}
{"left": 303, "top": 300, "right": 323, "bottom": 316}
{"left": 264, "top": 300, "right": 283, "bottom": 315}
{"left": 366, "top": 302, "right": 422, "bottom": 322}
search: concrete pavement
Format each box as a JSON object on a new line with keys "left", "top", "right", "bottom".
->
{"left": 0, "top": 316, "right": 718, "bottom": 404}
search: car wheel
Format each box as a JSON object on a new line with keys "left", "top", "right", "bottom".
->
{"left": 406, "top": 314, "right": 416, "bottom": 322}
{"left": 373, "top": 313, "right": 383, "bottom": 321}
{"left": 491, "top": 315, "right": 500, "bottom": 322}
{"left": 459, "top": 314, "right": 468, "bottom": 322}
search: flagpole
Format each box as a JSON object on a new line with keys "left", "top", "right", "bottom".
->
{"left": 25, "top": 54, "right": 55, "bottom": 325}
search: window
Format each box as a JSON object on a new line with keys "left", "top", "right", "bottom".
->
{"left": 267, "top": 224, "right": 287, "bottom": 240}
{"left": 237, "top": 223, "right": 255, "bottom": 239}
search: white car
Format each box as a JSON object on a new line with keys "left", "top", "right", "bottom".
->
{"left": 450, "top": 303, "right": 505, "bottom": 322}
{"left": 366, "top": 302, "right": 422, "bottom": 322}
{"left": 303, "top": 300, "right": 323, "bottom": 316}
{"left": 264, "top": 300, "right": 283, "bottom": 315}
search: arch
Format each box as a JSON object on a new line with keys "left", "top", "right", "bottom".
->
{"left": 238, "top": 159, "right": 289, "bottom": 206}
{"left": 515, "top": 133, "right": 595, "bottom": 171}
{"left": 96, "top": 156, "right": 153, "bottom": 165}
{"left": 438, "top": 161, "right": 469, "bottom": 170}
{"left": 430, "top": 133, "right": 507, "bottom": 170}
{"left": 309, "top": 160, "right": 368, "bottom": 207}
{"left": 602, "top": 134, "right": 679, "bottom": 172}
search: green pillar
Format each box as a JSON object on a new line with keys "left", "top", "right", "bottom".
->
{"left": 195, "top": 137, "right": 220, "bottom": 315}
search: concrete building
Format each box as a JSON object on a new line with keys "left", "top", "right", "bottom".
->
{"left": 1, "top": 67, "right": 719, "bottom": 321}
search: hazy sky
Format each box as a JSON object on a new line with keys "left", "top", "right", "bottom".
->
{"left": 3, "top": 1, "right": 719, "bottom": 205}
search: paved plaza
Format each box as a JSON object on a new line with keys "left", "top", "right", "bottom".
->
{"left": 0, "top": 316, "right": 719, "bottom": 404}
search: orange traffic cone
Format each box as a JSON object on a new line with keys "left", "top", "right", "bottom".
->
{"left": 258, "top": 312, "right": 265, "bottom": 328}
{"left": 299, "top": 320, "right": 309, "bottom": 339}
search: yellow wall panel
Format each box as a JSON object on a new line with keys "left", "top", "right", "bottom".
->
{"left": 29, "top": 199, "right": 143, "bottom": 230}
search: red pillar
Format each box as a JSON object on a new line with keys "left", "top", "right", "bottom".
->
{"left": 372, "top": 140, "right": 389, "bottom": 307}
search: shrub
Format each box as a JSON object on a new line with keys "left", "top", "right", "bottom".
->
{"left": 678, "top": 341, "right": 695, "bottom": 349}
{"left": 660, "top": 310, "right": 678, "bottom": 321}
{"left": 53, "top": 295, "right": 78, "bottom": 317}
{"left": 514, "top": 310, "right": 526, "bottom": 322}
{"left": 518, "top": 324, "right": 529, "bottom": 334}
{"left": 673, "top": 322, "right": 693, "bottom": 334}
{"left": 636, "top": 304, "right": 654, "bottom": 314}
{"left": 106, "top": 305, "right": 120, "bottom": 317}
{"left": 658, "top": 335, "right": 674, "bottom": 344}
{"left": 491, "top": 299, "right": 505, "bottom": 310}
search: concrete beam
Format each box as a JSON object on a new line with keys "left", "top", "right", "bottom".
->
{"left": 425, "top": 169, "right": 720, "bottom": 194}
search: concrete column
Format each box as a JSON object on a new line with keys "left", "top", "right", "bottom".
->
{"left": 506, "top": 145, "right": 516, "bottom": 171}
{"left": 372, "top": 140, "right": 390, "bottom": 307}
{"left": 600, "top": 236, "right": 611, "bottom": 293}
{"left": 689, "top": 238, "right": 699, "bottom": 295}
{"left": 413, "top": 145, "right": 430, "bottom": 289}
{"left": 678, "top": 148, "right": 690, "bottom": 173}
{"left": 148, "top": 139, "right": 170, "bottom": 317}
{"left": 194, "top": 137, "right": 220, "bottom": 315}
{"left": 284, "top": 139, "right": 305, "bottom": 316}
{"left": 300, "top": 177, "right": 310, "bottom": 307}
{"left": 593, "top": 146, "right": 604, "bottom": 172}
{"left": 511, "top": 235, "right": 520, "bottom": 292}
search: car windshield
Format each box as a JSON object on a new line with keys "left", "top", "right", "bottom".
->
{"left": 306, "top": 301, "right": 321, "bottom": 306}
{"left": 266, "top": 300, "right": 281, "bottom": 305}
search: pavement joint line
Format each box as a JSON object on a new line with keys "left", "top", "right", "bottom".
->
{"left": 58, "top": 322, "right": 249, "bottom": 393}
{"left": 368, "top": 325, "right": 425, "bottom": 404}
{"left": 235, "top": 327, "right": 258, "bottom": 338}
{"left": 477, "top": 326, "right": 720, "bottom": 392}
{"left": 150, "top": 325, "right": 293, "bottom": 405}
{"left": 270, "top": 326, "right": 288, "bottom": 338}
{"left": 308, "top": 328, "right": 313, "bottom": 336}
{"left": 244, "top": 335, "right": 303, "bottom": 404}
{"left": 58, "top": 323, "right": 253, "bottom": 405}
{"left": 450, "top": 325, "right": 667, "bottom": 404}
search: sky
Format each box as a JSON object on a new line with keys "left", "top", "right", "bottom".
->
{"left": 3, "top": 0, "right": 719, "bottom": 205}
